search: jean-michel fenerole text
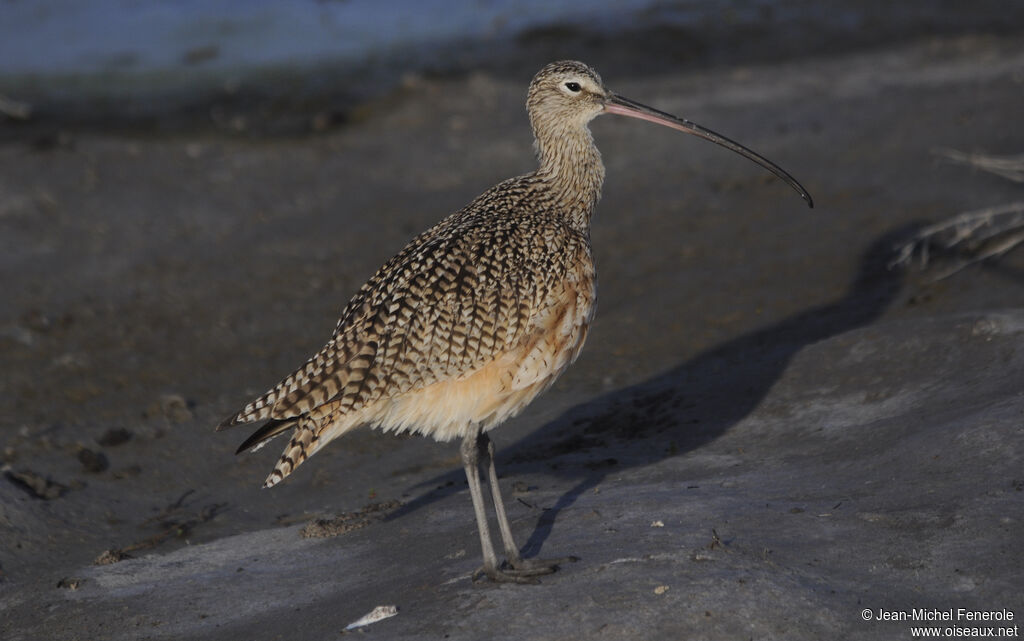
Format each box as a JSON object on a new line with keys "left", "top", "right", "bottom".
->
{"left": 874, "top": 609, "right": 1015, "bottom": 623}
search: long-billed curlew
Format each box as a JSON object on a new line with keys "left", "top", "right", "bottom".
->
{"left": 217, "top": 60, "right": 812, "bottom": 583}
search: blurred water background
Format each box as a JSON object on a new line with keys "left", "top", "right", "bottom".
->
{"left": 1, "top": 0, "right": 1022, "bottom": 131}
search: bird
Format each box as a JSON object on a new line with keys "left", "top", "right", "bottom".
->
{"left": 217, "top": 60, "right": 812, "bottom": 583}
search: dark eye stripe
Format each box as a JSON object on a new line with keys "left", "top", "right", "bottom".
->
{"left": 564, "top": 82, "right": 581, "bottom": 92}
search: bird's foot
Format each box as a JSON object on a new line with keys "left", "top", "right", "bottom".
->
{"left": 472, "top": 556, "right": 578, "bottom": 584}
{"left": 509, "top": 555, "right": 579, "bottom": 573}
{"left": 472, "top": 564, "right": 544, "bottom": 584}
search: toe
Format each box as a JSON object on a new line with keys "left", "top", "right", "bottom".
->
{"left": 509, "top": 555, "right": 579, "bottom": 572}
{"left": 473, "top": 565, "right": 541, "bottom": 585}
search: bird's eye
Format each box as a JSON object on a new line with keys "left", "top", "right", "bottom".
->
{"left": 564, "top": 82, "right": 582, "bottom": 93}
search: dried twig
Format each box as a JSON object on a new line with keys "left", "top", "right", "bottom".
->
{"left": 890, "top": 201, "right": 1024, "bottom": 278}
{"left": 94, "top": 491, "right": 226, "bottom": 564}
{"left": 140, "top": 488, "right": 196, "bottom": 526}
{"left": 891, "top": 149, "right": 1024, "bottom": 278}
{"left": 934, "top": 148, "right": 1024, "bottom": 183}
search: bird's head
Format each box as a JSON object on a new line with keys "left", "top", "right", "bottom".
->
{"left": 526, "top": 61, "right": 609, "bottom": 131}
{"left": 526, "top": 60, "right": 814, "bottom": 208}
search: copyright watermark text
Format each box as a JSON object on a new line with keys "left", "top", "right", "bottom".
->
{"left": 861, "top": 608, "right": 1018, "bottom": 638}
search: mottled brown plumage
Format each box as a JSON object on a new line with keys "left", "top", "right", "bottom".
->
{"left": 218, "top": 60, "right": 811, "bottom": 583}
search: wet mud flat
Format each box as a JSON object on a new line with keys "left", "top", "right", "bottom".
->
{"left": 2, "top": 34, "right": 1024, "bottom": 640}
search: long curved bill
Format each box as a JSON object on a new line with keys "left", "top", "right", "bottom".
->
{"left": 605, "top": 93, "right": 813, "bottom": 208}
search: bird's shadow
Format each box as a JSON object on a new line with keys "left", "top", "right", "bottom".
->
{"left": 386, "top": 224, "right": 918, "bottom": 558}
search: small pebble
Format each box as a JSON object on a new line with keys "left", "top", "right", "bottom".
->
{"left": 57, "top": 577, "right": 83, "bottom": 590}
{"left": 97, "top": 428, "right": 132, "bottom": 447}
{"left": 77, "top": 448, "right": 109, "bottom": 473}
{"left": 93, "top": 549, "right": 131, "bottom": 565}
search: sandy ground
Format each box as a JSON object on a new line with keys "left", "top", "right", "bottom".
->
{"left": 2, "top": 33, "right": 1024, "bottom": 640}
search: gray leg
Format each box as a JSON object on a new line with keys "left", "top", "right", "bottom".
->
{"left": 482, "top": 432, "right": 523, "bottom": 562}
{"left": 480, "top": 433, "right": 578, "bottom": 575}
{"left": 461, "top": 430, "right": 537, "bottom": 584}
{"left": 461, "top": 431, "right": 500, "bottom": 573}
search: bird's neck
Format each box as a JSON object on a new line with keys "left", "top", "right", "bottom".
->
{"left": 534, "top": 123, "right": 605, "bottom": 231}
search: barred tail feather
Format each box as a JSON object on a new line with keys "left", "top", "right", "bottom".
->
{"left": 216, "top": 401, "right": 274, "bottom": 431}
{"left": 263, "top": 417, "right": 320, "bottom": 488}
{"left": 260, "top": 403, "right": 364, "bottom": 488}
{"left": 215, "top": 337, "right": 351, "bottom": 431}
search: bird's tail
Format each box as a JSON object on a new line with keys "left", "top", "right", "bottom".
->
{"left": 261, "top": 402, "right": 358, "bottom": 488}
{"left": 263, "top": 416, "right": 319, "bottom": 488}
{"left": 234, "top": 418, "right": 296, "bottom": 454}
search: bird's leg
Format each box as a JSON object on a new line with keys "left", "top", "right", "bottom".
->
{"left": 461, "top": 430, "right": 536, "bottom": 584}
{"left": 480, "top": 432, "right": 522, "bottom": 564}
{"left": 481, "top": 433, "right": 578, "bottom": 575}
